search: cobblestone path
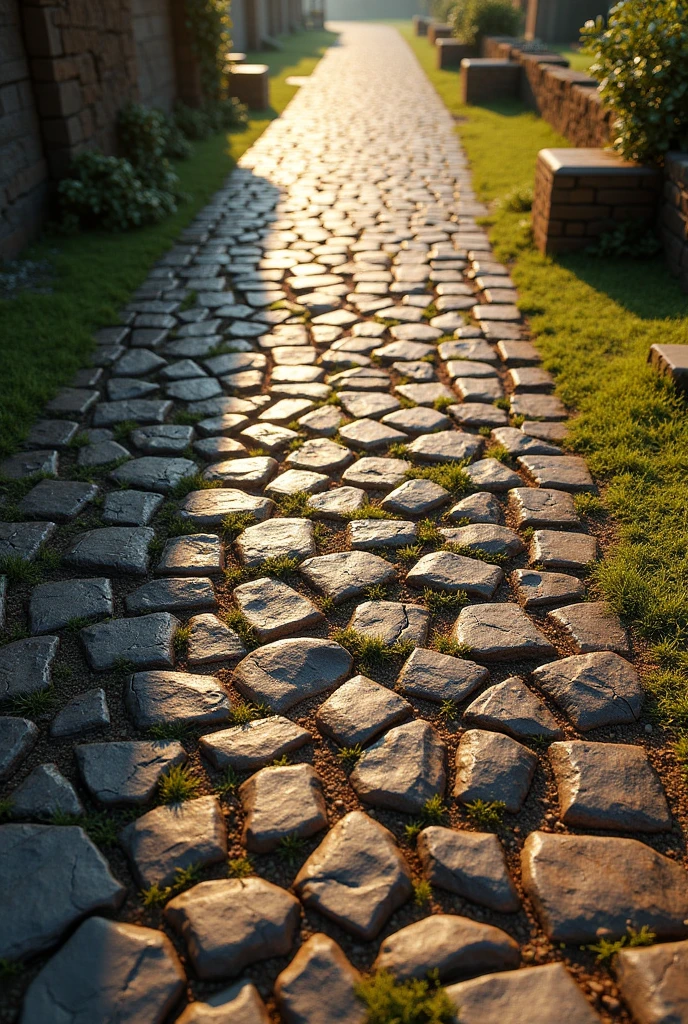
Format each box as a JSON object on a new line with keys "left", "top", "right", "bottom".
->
{"left": 1, "top": 22, "right": 687, "bottom": 1024}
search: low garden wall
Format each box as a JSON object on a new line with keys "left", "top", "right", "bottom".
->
{"left": 662, "top": 153, "right": 688, "bottom": 292}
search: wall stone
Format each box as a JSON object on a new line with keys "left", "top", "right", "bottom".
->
{"left": 131, "top": 0, "right": 177, "bottom": 111}
{"left": 662, "top": 153, "right": 688, "bottom": 292}
{"left": 0, "top": 0, "right": 49, "bottom": 258}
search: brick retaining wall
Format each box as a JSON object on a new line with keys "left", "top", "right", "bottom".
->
{"left": 482, "top": 36, "right": 612, "bottom": 148}
{"left": 662, "top": 153, "right": 688, "bottom": 292}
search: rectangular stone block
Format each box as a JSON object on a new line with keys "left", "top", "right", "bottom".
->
{"left": 461, "top": 59, "right": 521, "bottom": 105}
{"left": 229, "top": 64, "right": 269, "bottom": 110}
{"left": 649, "top": 344, "right": 688, "bottom": 391}
{"left": 437, "top": 40, "right": 474, "bottom": 69}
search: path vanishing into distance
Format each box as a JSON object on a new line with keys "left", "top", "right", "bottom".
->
{"left": 1, "top": 22, "right": 687, "bottom": 1024}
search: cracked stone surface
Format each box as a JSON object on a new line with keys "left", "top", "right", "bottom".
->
{"left": 465, "top": 677, "right": 563, "bottom": 741}
{"left": 348, "top": 600, "right": 429, "bottom": 646}
{"left": 164, "top": 877, "right": 301, "bottom": 979}
{"left": 239, "top": 763, "right": 328, "bottom": 852}
{"left": 65, "top": 527, "right": 155, "bottom": 575}
{"left": 350, "top": 720, "right": 446, "bottom": 813}
{"left": 548, "top": 601, "right": 629, "bottom": 654}
{"left": 454, "top": 729, "right": 538, "bottom": 812}
{"left": 453, "top": 603, "right": 556, "bottom": 661}
{"left": 512, "top": 568, "right": 585, "bottom": 609}
{"left": 549, "top": 740, "right": 671, "bottom": 832}
{"left": 76, "top": 740, "right": 186, "bottom": 805}
{"left": 9, "top": 762, "right": 83, "bottom": 820}
{"left": 0, "top": 717, "right": 39, "bottom": 780}
{"left": 0, "top": 636, "right": 58, "bottom": 701}
{"left": 522, "top": 831, "right": 688, "bottom": 942}
{"left": 120, "top": 795, "right": 228, "bottom": 887}
{"left": 531, "top": 652, "right": 643, "bottom": 730}
{"left": 417, "top": 827, "right": 520, "bottom": 912}
{"left": 294, "top": 811, "right": 412, "bottom": 940}
{"left": 50, "top": 687, "right": 110, "bottom": 738}
{"left": 29, "top": 577, "right": 113, "bottom": 634}
{"left": 80, "top": 612, "right": 179, "bottom": 671}
{"left": 21, "top": 916, "right": 185, "bottom": 1024}
{"left": 373, "top": 914, "right": 520, "bottom": 982}
{"left": 125, "top": 670, "right": 231, "bottom": 730}
{"left": 0, "top": 824, "right": 125, "bottom": 960}
{"left": 300, "top": 550, "right": 396, "bottom": 604}
{"left": 407, "top": 551, "right": 503, "bottom": 598}
{"left": 348, "top": 519, "right": 417, "bottom": 549}
{"left": 237, "top": 518, "right": 315, "bottom": 566}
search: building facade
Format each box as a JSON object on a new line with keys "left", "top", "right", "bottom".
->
{"left": 0, "top": 0, "right": 303, "bottom": 259}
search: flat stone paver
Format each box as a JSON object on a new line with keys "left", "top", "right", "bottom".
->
{"left": 294, "top": 810, "right": 412, "bottom": 940}
{"left": 199, "top": 716, "right": 311, "bottom": 771}
{"left": 373, "top": 915, "right": 519, "bottom": 983}
{"left": 532, "top": 652, "right": 643, "bottom": 730}
{"left": 76, "top": 740, "right": 186, "bottom": 805}
{"left": 615, "top": 940, "right": 688, "bottom": 1024}
{"left": 417, "top": 827, "right": 520, "bottom": 912}
{"left": 350, "top": 720, "right": 446, "bottom": 813}
{"left": 233, "top": 638, "right": 352, "bottom": 712}
{"left": 275, "top": 934, "right": 364, "bottom": 1024}
{"left": 20, "top": 917, "right": 185, "bottom": 1024}
{"left": 454, "top": 729, "right": 537, "bottom": 812}
{"left": 239, "top": 763, "right": 328, "bottom": 852}
{"left": 446, "top": 963, "right": 602, "bottom": 1024}
{"left": 165, "top": 877, "right": 301, "bottom": 979}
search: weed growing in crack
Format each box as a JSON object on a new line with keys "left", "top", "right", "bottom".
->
{"left": 173, "top": 624, "right": 192, "bottom": 654}
{"left": 420, "top": 794, "right": 449, "bottom": 826}
{"left": 215, "top": 765, "right": 239, "bottom": 796}
{"left": 413, "top": 879, "right": 433, "bottom": 906}
{"left": 158, "top": 765, "right": 201, "bottom": 804}
{"left": 149, "top": 722, "right": 189, "bottom": 741}
{"left": 354, "top": 970, "right": 455, "bottom": 1024}
{"left": 11, "top": 687, "right": 57, "bottom": 719}
{"left": 275, "top": 490, "right": 315, "bottom": 518}
{"left": 443, "top": 541, "right": 508, "bottom": 566}
{"left": 397, "top": 544, "right": 423, "bottom": 564}
{"left": 221, "top": 511, "right": 256, "bottom": 538}
{"left": 332, "top": 628, "right": 414, "bottom": 669}
{"left": 430, "top": 632, "right": 472, "bottom": 658}
{"left": 423, "top": 588, "right": 469, "bottom": 613}
{"left": 433, "top": 396, "right": 454, "bottom": 412}
{"left": 223, "top": 608, "right": 258, "bottom": 647}
{"left": 228, "top": 856, "right": 253, "bottom": 878}
{"left": 337, "top": 744, "right": 363, "bottom": 769}
{"left": 277, "top": 833, "right": 306, "bottom": 865}
{"left": 465, "top": 799, "right": 506, "bottom": 830}
{"left": 588, "top": 925, "right": 656, "bottom": 963}
{"left": 417, "top": 519, "right": 442, "bottom": 545}
{"left": 260, "top": 555, "right": 300, "bottom": 579}
{"left": 407, "top": 462, "right": 470, "bottom": 495}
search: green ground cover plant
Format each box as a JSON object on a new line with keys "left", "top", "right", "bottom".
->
{"left": 396, "top": 21, "right": 688, "bottom": 726}
{"left": 0, "top": 29, "right": 338, "bottom": 459}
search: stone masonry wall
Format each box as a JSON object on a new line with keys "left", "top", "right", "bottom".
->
{"left": 662, "top": 153, "right": 688, "bottom": 292}
{"left": 483, "top": 36, "right": 612, "bottom": 148}
{"left": 21, "top": 0, "right": 140, "bottom": 179}
{"left": 131, "top": 0, "right": 177, "bottom": 112}
{"left": 0, "top": 0, "right": 49, "bottom": 259}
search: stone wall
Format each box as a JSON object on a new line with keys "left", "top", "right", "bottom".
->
{"left": 131, "top": 0, "right": 177, "bottom": 111}
{"left": 21, "top": 0, "right": 140, "bottom": 179}
{"left": 662, "top": 153, "right": 688, "bottom": 292}
{"left": 482, "top": 36, "right": 612, "bottom": 148}
{"left": 0, "top": 0, "right": 49, "bottom": 259}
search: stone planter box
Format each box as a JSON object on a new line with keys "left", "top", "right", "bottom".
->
{"left": 662, "top": 152, "right": 688, "bottom": 292}
{"left": 460, "top": 59, "right": 521, "bottom": 105}
{"left": 533, "top": 148, "right": 661, "bottom": 255}
{"left": 413, "top": 15, "right": 431, "bottom": 36}
{"left": 229, "top": 64, "right": 270, "bottom": 110}
{"left": 428, "top": 22, "right": 452, "bottom": 45}
{"left": 437, "top": 40, "right": 475, "bottom": 69}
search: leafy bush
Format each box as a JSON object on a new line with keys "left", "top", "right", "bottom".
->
{"left": 118, "top": 103, "right": 189, "bottom": 188}
{"left": 185, "top": 0, "right": 233, "bottom": 100}
{"left": 450, "top": 0, "right": 522, "bottom": 46}
{"left": 586, "top": 219, "right": 662, "bottom": 259}
{"left": 174, "top": 98, "right": 248, "bottom": 141}
{"left": 427, "top": 0, "right": 456, "bottom": 20}
{"left": 57, "top": 152, "right": 180, "bottom": 232}
{"left": 581, "top": 0, "right": 688, "bottom": 162}
{"left": 501, "top": 184, "right": 534, "bottom": 212}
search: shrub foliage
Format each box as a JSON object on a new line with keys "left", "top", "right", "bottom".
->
{"left": 450, "top": 0, "right": 522, "bottom": 47}
{"left": 582, "top": 0, "right": 688, "bottom": 162}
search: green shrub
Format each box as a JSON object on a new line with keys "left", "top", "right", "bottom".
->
{"left": 355, "top": 970, "right": 456, "bottom": 1023}
{"left": 118, "top": 102, "right": 189, "bottom": 184}
{"left": 581, "top": 1, "right": 688, "bottom": 162}
{"left": 450, "top": 0, "right": 522, "bottom": 47}
{"left": 58, "top": 152, "right": 181, "bottom": 232}
{"left": 174, "top": 98, "right": 247, "bottom": 141}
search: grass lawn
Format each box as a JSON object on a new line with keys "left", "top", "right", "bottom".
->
{"left": 550, "top": 44, "right": 593, "bottom": 72}
{"left": 0, "top": 28, "right": 338, "bottom": 459}
{"left": 397, "top": 21, "right": 688, "bottom": 727}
